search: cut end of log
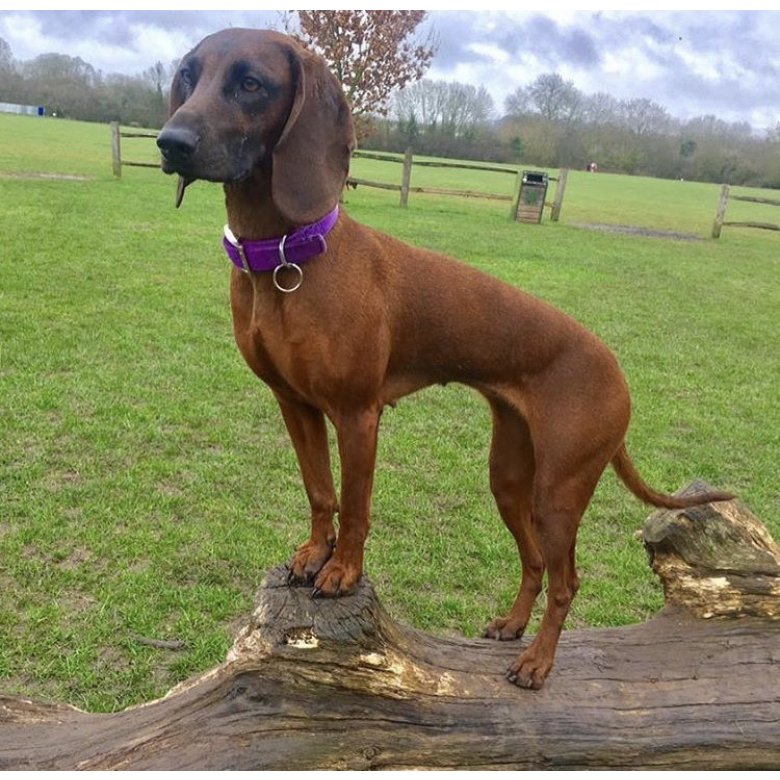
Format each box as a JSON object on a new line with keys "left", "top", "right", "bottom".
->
{"left": 229, "top": 565, "right": 399, "bottom": 658}
{"left": 226, "top": 565, "right": 476, "bottom": 702}
{"left": 642, "top": 479, "right": 780, "bottom": 619}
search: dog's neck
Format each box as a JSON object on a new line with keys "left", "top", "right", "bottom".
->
{"left": 223, "top": 176, "right": 292, "bottom": 240}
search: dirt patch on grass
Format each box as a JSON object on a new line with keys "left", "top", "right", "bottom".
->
{"left": 574, "top": 222, "right": 703, "bottom": 242}
{"left": 60, "top": 590, "right": 97, "bottom": 613}
{"left": 0, "top": 171, "right": 93, "bottom": 182}
{"left": 57, "top": 547, "right": 93, "bottom": 571}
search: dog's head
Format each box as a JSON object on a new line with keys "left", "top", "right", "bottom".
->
{"left": 157, "top": 28, "right": 355, "bottom": 223}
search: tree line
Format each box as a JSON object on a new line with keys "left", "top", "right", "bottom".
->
{"left": 3, "top": 28, "right": 780, "bottom": 188}
{"left": 367, "top": 72, "right": 780, "bottom": 188}
{"left": 0, "top": 36, "right": 172, "bottom": 128}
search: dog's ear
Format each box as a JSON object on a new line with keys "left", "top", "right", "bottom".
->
{"left": 165, "top": 65, "right": 194, "bottom": 208}
{"left": 272, "top": 45, "right": 356, "bottom": 225}
{"left": 167, "top": 65, "right": 187, "bottom": 117}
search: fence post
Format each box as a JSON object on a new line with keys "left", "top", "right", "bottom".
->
{"left": 400, "top": 147, "right": 413, "bottom": 208}
{"left": 712, "top": 183, "right": 730, "bottom": 238}
{"left": 110, "top": 121, "right": 122, "bottom": 178}
{"left": 509, "top": 170, "right": 522, "bottom": 220}
{"left": 550, "top": 168, "right": 568, "bottom": 222}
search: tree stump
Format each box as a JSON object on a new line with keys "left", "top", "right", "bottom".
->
{"left": 1, "top": 483, "right": 778, "bottom": 770}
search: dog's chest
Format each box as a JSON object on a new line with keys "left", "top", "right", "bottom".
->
{"left": 230, "top": 289, "right": 332, "bottom": 402}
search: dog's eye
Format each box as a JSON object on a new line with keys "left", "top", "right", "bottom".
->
{"left": 179, "top": 67, "right": 194, "bottom": 87}
{"left": 241, "top": 76, "right": 263, "bottom": 93}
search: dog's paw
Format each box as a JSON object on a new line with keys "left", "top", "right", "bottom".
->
{"left": 287, "top": 538, "right": 335, "bottom": 584}
{"left": 311, "top": 558, "right": 362, "bottom": 598}
{"left": 484, "top": 616, "right": 527, "bottom": 641}
{"left": 505, "top": 647, "right": 553, "bottom": 690}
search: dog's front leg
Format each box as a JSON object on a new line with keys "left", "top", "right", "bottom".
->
{"left": 312, "top": 407, "right": 381, "bottom": 597}
{"left": 275, "top": 394, "right": 340, "bottom": 583}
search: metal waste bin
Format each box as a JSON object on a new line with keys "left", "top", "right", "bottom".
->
{"left": 515, "top": 170, "right": 549, "bottom": 224}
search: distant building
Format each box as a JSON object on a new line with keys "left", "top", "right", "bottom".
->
{"left": 0, "top": 102, "right": 45, "bottom": 116}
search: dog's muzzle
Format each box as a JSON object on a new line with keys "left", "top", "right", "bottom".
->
{"left": 157, "top": 126, "right": 200, "bottom": 173}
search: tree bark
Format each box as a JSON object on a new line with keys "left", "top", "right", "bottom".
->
{"left": 1, "top": 484, "right": 778, "bottom": 770}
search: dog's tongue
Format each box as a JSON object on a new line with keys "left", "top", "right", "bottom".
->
{"left": 175, "top": 175, "right": 192, "bottom": 208}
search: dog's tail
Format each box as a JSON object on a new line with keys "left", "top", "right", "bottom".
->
{"left": 611, "top": 442, "right": 734, "bottom": 509}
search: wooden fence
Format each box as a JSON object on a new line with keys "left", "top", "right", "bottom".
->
{"left": 110, "top": 123, "right": 567, "bottom": 222}
{"left": 110, "top": 122, "right": 159, "bottom": 177}
{"left": 350, "top": 149, "right": 568, "bottom": 222}
{"left": 712, "top": 183, "right": 780, "bottom": 238}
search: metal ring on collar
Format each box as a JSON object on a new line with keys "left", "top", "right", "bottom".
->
{"left": 274, "top": 234, "right": 303, "bottom": 292}
{"left": 272, "top": 262, "right": 303, "bottom": 293}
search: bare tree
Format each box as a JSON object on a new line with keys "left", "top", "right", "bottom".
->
{"left": 0, "top": 36, "right": 12, "bottom": 70}
{"left": 20, "top": 53, "right": 101, "bottom": 118}
{"left": 581, "top": 91, "right": 621, "bottom": 126}
{"left": 684, "top": 114, "right": 753, "bottom": 142}
{"left": 393, "top": 79, "right": 446, "bottom": 129}
{"left": 504, "top": 85, "right": 532, "bottom": 118}
{"left": 0, "top": 36, "right": 22, "bottom": 101}
{"left": 528, "top": 73, "right": 582, "bottom": 124}
{"left": 394, "top": 79, "right": 494, "bottom": 138}
{"left": 142, "top": 61, "right": 166, "bottom": 101}
{"left": 619, "top": 97, "right": 672, "bottom": 136}
{"left": 443, "top": 83, "right": 494, "bottom": 135}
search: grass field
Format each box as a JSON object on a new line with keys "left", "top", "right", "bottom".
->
{"left": 1, "top": 113, "right": 778, "bottom": 712}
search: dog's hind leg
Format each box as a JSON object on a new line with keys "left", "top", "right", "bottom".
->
{"left": 483, "top": 399, "right": 545, "bottom": 641}
{"left": 505, "top": 448, "right": 608, "bottom": 689}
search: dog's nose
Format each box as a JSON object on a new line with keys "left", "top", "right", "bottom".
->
{"left": 157, "top": 126, "right": 200, "bottom": 164}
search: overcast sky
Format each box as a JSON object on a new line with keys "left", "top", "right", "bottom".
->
{"left": 1, "top": 8, "right": 780, "bottom": 132}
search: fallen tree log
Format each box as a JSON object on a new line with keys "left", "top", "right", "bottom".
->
{"left": 1, "top": 483, "right": 778, "bottom": 770}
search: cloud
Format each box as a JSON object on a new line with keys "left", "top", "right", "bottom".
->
{"left": 0, "top": 9, "right": 279, "bottom": 74}
{"left": 1, "top": 10, "right": 779, "bottom": 129}
{"left": 427, "top": 10, "right": 780, "bottom": 128}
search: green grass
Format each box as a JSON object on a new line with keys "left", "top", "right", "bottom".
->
{"left": 1, "top": 113, "right": 778, "bottom": 711}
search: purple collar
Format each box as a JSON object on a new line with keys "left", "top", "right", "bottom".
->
{"left": 222, "top": 206, "right": 339, "bottom": 274}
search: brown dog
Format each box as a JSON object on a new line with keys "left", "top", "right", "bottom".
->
{"left": 157, "top": 28, "right": 732, "bottom": 689}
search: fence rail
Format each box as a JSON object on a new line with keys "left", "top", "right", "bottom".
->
{"left": 110, "top": 122, "right": 158, "bottom": 177}
{"left": 349, "top": 149, "right": 522, "bottom": 207}
{"left": 350, "top": 148, "right": 567, "bottom": 222}
{"left": 712, "top": 183, "right": 780, "bottom": 238}
{"left": 110, "top": 124, "right": 567, "bottom": 223}
{"left": 354, "top": 151, "right": 519, "bottom": 176}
